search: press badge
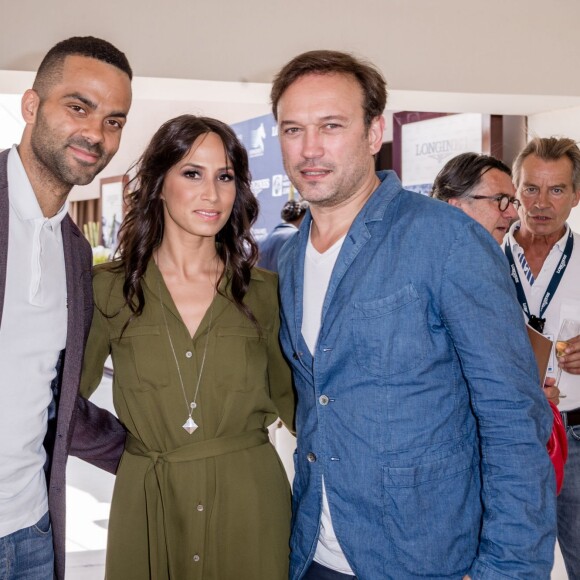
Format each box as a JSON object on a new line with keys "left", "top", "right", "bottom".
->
{"left": 545, "top": 334, "right": 555, "bottom": 373}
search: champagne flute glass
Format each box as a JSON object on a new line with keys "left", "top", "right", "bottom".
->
{"left": 555, "top": 318, "right": 580, "bottom": 389}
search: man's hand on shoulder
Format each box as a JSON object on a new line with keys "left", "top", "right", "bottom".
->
{"left": 558, "top": 334, "right": 580, "bottom": 375}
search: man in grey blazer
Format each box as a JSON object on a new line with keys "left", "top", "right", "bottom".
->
{"left": 0, "top": 37, "right": 132, "bottom": 579}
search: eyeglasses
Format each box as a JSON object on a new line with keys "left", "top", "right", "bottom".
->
{"left": 470, "top": 194, "right": 521, "bottom": 212}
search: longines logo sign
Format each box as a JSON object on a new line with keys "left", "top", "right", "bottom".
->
{"left": 414, "top": 138, "right": 470, "bottom": 163}
{"left": 402, "top": 113, "right": 483, "bottom": 188}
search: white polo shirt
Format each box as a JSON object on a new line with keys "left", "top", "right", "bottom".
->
{"left": 505, "top": 222, "right": 580, "bottom": 412}
{"left": 0, "top": 145, "right": 68, "bottom": 538}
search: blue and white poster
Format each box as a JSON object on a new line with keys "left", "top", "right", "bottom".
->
{"left": 232, "top": 113, "right": 293, "bottom": 241}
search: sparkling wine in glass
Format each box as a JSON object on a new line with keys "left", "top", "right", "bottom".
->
{"left": 555, "top": 318, "right": 580, "bottom": 389}
{"left": 556, "top": 340, "right": 568, "bottom": 359}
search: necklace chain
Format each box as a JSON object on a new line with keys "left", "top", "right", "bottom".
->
{"left": 156, "top": 257, "right": 218, "bottom": 434}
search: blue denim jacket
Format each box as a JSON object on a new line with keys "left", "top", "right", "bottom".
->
{"left": 278, "top": 172, "right": 556, "bottom": 580}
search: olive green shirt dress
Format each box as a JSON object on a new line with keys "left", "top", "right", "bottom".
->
{"left": 80, "top": 260, "right": 295, "bottom": 579}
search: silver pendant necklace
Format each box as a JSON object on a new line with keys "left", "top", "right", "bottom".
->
{"left": 157, "top": 260, "right": 217, "bottom": 434}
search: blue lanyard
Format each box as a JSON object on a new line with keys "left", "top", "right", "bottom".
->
{"left": 504, "top": 229, "right": 574, "bottom": 333}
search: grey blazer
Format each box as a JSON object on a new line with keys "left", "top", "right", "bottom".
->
{"left": 0, "top": 149, "right": 126, "bottom": 580}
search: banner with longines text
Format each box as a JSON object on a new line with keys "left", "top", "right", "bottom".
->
{"left": 402, "top": 113, "right": 483, "bottom": 195}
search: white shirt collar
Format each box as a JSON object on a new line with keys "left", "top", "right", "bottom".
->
{"left": 7, "top": 144, "right": 69, "bottom": 227}
{"left": 507, "top": 220, "right": 570, "bottom": 253}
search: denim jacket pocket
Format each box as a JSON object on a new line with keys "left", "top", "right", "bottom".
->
{"left": 382, "top": 443, "right": 480, "bottom": 576}
{"left": 112, "top": 325, "right": 169, "bottom": 391}
{"left": 352, "top": 284, "right": 428, "bottom": 377}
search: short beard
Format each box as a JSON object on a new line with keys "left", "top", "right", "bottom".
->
{"left": 30, "top": 107, "right": 108, "bottom": 188}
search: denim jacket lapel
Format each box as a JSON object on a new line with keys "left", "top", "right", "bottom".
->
{"left": 320, "top": 171, "right": 401, "bottom": 328}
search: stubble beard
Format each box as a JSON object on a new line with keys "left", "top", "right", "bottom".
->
{"left": 30, "top": 110, "right": 109, "bottom": 188}
{"left": 288, "top": 160, "right": 371, "bottom": 209}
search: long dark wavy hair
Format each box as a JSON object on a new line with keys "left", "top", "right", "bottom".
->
{"left": 111, "top": 114, "right": 259, "bottom": 324}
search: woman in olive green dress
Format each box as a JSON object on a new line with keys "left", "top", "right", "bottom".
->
{"left": 80, "top": 115, "right": 295, "bottom": 579}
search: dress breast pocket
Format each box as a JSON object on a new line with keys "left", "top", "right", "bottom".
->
{"left": 112, "top": 325, "right": 169, "bottom": 391}
{"left": 215, "top": 326, "right": 265, "bottom": 392}
{"left": 352, "top": 284, "right": 428, "bottom": 377}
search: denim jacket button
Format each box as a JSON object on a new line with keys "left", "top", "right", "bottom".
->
{"left": 319, "top": 395, "right": 329, "bottom": 405}
{"left": 307, "top": 452, "right": 317, "bottom": 463}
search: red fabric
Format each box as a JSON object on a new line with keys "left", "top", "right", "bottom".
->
{"left": 547, "top": 402, "right": 568, "bottom": 495}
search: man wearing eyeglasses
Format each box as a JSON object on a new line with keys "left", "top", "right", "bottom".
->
{"left": 505, "top": 137, "right": 580, "bottom": 580}
{"left": 430, "top": 152, "right": 520, "bottom": 244}
{"left": 431, "top": 153, "right": 561, "bottom": 403}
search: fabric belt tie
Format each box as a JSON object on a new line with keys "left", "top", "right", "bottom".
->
{"left": 125, "top": 428, "right": 269, "bottom": 579}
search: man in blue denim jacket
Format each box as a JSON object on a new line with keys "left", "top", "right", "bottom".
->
{"left": 271, "top": 50, "right": 556, "bottom": 580}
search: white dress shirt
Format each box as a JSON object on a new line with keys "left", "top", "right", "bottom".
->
{"left": 505, "top": 222, "right": 580, "bottom": 412}
{"left": 0, "top": 145, "right": 68, "bottom": 537}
